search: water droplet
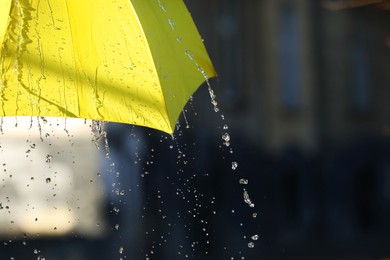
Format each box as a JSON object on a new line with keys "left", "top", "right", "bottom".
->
{"left": 185, "top": 49, "right": 195, "bottom": 60}
{"left": 222, "top": 133, "right": 230, "bottom": 142}
{"left": 40, "top": 117, "right": 48, "bottom": 124}
{"left": 207, "top": 86, "right": 220, "bottom": 112}
{"left": 168, "top": 19, "right": 175, "bottom": 30}
{"left": 113, "top": 207, "right": 120, "bottom": 213}
{"left": 223, "top": 124, "right": 229, "bottom": 130}
{"left": 239, "top": 179, "right": 248, "bottom": 185}
{"left": 252, "top": 213, "right": 257, "bottom": 218}
{"left": 91, "top": 120, "right": 105, "bottom": 143}
{"left": 119, "top": 246, "right": 124, "bottom": 254}
{"left": 115, "top": 224, "right": 120, "bottom": 230}
{"left": 231, "top": 161, "right": 238, "bottom": 170}
{"left": 45, "top": 154, "right": 53, "bottom": 163}
{"left": 251, "top": 234, "right": 259, "bottom": 241}
{"left": 37, "top": 256, "right": 45, "bottom": 260}
{"left": 45, "top": 178, "right": 51, "bottom": 183}
{"left": 157, "top": 0, "right": 167, "bottom": 12}
{"left": 248, "top": 242, "right": 255, "bottom": 248}
{"left": 243, "top": 189, "right": 255, "bottom": 208}
{"left": 222, "top": 133, "right": 230, "bottom": 146}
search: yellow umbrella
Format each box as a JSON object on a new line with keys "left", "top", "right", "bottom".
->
{"left": 0, "top": 0, "right": 215, "bottom": 134}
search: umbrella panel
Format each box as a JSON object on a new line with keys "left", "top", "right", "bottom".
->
{"left": 0, "top": 0, "right": 216, "bottom": 134}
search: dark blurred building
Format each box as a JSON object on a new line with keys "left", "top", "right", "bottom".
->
{"left": 187, "top": 0, "right": 390, "bottom": 258}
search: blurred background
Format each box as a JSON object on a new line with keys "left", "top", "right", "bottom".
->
{"left": 0, "top": 0, "right": 390, "bottom": 259}
{"left": 185, "top": 0, "right": 390, "bottom": 259}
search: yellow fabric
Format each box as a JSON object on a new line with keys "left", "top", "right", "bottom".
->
{"left": 0, "top": 1, "right": 11, "bottom": 46}
{"left": 0, "top": 0, "right": 215, "bottom": 134}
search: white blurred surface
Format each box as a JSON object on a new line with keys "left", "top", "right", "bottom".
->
{"left": 0, "top": 117, "right": 106, "bottom": 238}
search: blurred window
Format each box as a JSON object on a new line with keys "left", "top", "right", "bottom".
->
{"left": 279, "top": 5, "right": 303, "bottom": 112}
{"left": 350, "top": 23, "right": 371, "bottom": 113}
{"left": 216, "top": 0, "right": 242, "bottom": 109}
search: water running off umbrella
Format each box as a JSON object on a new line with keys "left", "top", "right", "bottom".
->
{"left": 88, "top": 53, "right": 259, "bottom": 255}
{"left": 180, "top": 25, "right": 259, "bottom": 249}
{"left": 84, "top": 3, "right": 260, "bottom": 251}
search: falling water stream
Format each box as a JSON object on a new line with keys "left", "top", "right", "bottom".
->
{"left": 179, "top": 16, "right": 259, "bottom": 256}
{"left": 86, "top": 54, "right": 259, "bottom": 260}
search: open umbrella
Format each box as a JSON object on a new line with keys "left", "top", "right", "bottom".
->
{"left": 0, "top": 0, "right": 215, "bottom": 134}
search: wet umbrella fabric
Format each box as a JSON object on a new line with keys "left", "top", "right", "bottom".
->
{"left": 0, "top": 0, "right": 215, "bottom": 134}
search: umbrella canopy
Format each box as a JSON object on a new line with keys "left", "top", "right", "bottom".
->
{"left": 0, "top": 0, "right": 215, "bottom": 134}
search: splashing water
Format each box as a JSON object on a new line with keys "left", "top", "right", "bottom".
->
{"left": 222, "top": 133, "right": 231, "bottom": 147}
{"left": 45, "top": 154, "right": 53, "bottom": 163}
{"left": 182, "top": 36, "right": 258, "bottom": 258}
{"left": 231, "top": 161, "right": 238, "bottom": 170}
{"left": 208, "top": 88, "right": 220, "bottom": 113}
{"left": 243, "top": 189, "right": 255, "bottom": 208}
{"left": 239, "top": 179, "right": 248, "bottom": 185}
{"left": 91, "top": 120, "right": 105, "bottom": 142}
{"left": 90, "top": 120, "right": 110, "bottom": 158}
